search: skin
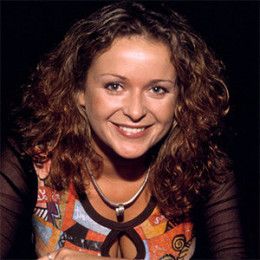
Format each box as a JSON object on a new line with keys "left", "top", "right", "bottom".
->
{"left": 79, "top": 36, "right": 178, "bottom": 174}
{"left": 38, "top": 248, "right": 126, "bottom": 260}
{"left": 40, "top": 36, "right": 178, "bottom": 259}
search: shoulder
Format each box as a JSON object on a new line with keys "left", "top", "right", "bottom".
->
{"left": 0, "top": 138, "right": 38, "bottom": 258}
{"left": 205, "top": 171, "right": 238, "bottom": 208}
{"left": 194, "top": 171, "right": 246, "bottom": 258}
{"left": 1, "top": 139, "right": 25, "bottom": 177}
{"left": 0, "top": 138, "right": 37, "bottom": 205}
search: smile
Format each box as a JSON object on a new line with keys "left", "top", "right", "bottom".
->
{"left": 119, "top": 126, "right": 145, "bottom": 134}
{"left": 112, "top": 123, "right": 149, "bottom": 138}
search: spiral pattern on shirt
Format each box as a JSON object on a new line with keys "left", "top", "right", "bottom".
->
{"left": 172, "top": 234, "right": 186, "bottom": 251}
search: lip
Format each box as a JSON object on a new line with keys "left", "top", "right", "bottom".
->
{"left": 112, "top": 123, "right": 151, "bottom": 138}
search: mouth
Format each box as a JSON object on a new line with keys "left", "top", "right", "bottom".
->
{"left": 112, "top": 123, "right": 150, "bottom": 138}
{"left": 119, "top": 125, "right": 145, "bottom": 133}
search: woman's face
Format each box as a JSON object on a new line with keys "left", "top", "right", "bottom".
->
{"left": 79, "top": 36, "right": 178, "bottom": 159}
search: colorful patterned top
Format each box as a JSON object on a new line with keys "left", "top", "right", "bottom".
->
{"left": 33, "top": 165, "right": 195, "bottom": 259}
{"left": 1, "top": 140, "right": 245, "bottom": 259}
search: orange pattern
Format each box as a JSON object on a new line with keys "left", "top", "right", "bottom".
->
{"left": 33, "top": 163, "right": 195, "bottom": 259}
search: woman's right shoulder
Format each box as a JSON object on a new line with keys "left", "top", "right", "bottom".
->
{"left": 1, "top": 138, "right": 24, "bottom": 171}
{"left": 0, "top": 138, "right": 38, "bottom": 258}
{"left": 0, "top": 138, "right": 38, "bottom": 201}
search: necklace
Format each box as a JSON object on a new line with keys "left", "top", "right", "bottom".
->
{"left": 86, "top": 164, "right": 150, "bottom": 222}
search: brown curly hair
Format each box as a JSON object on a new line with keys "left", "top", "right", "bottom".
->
{"left": 14, "top": 1, "right": 231, "bottom": 222}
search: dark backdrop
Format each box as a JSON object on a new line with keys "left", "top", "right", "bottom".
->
{"left": 1, "top": 1, "right": 259, "bottom": 258}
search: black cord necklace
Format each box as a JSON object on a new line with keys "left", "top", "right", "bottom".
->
{"left": 86, "top": 164, "right": 150, "bottom": 222}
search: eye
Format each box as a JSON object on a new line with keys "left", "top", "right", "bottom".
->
{"left": 150, "top": 86, "right": 168, "bottom": 95}
{"left": 104, "top": 82, "right": 123, "bottom": 92}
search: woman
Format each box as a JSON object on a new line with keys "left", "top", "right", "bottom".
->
{"left": 0, "top": 1, "right": 245, "bottom": 259}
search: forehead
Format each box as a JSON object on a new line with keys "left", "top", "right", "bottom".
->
{"left": 97, "top": 35, "right": 171, "bottom": 57}
{"left": 88, "top": 36, "right": 175, "bottom": 77}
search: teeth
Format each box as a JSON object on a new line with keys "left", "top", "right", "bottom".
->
{"left": 119, "top": 126, "right": 145, "bottom": 134}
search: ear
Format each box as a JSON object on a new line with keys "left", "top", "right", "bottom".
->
{"left": 77, "top": 91, "right": 85, "bottom": 106}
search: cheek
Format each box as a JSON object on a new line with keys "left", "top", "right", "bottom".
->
{"left": 152, "top": 98, "right": 176, "bottom": 124}
{"left": 84, "top": 93, "right": 119, "bottom": 121}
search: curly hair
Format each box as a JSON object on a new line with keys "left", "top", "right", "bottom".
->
{"left": 14, "top": 1, "right": 231, "bottom": 222}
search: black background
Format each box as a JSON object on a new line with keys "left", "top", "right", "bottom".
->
{"left": 1, "top": 1, "right": 259, "bottom": 258}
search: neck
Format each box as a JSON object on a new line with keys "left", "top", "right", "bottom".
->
{"left": 104, "top": 154, "right": 148, "bottom": 181}
{"left": 90, "top": 136, "right": 150, "bottom": 182}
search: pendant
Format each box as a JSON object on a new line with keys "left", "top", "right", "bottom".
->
{"left": 115, "top": 204, "right": 125, "bottom": 222}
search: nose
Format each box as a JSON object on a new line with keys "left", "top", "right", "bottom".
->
{"left": 122, "top": 91, "right": 147, "bottom": 122}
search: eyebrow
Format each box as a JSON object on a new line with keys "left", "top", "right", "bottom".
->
{"left": 99, "top": 73, "right": 176, "bottom": 85}
{"left": 99, "top": 73, "right": 127, "bottom": 80}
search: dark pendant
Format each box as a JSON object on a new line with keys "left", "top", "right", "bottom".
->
{"left": 115, "top": 204, "right": 125, "bottom": 222}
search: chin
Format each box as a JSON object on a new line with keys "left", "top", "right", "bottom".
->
{"left": 115, "top": 149, "right": 147, "bottom": 160}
